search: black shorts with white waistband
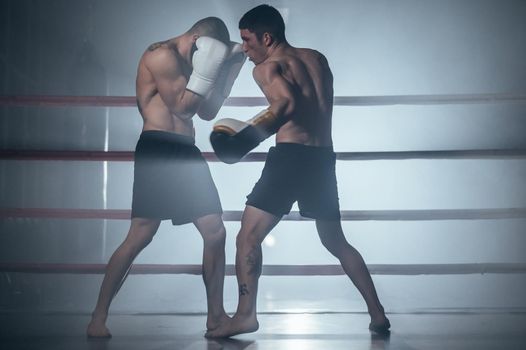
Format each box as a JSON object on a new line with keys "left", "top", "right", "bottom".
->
{"left": 246, "top": 143, "right": 341, "bottom": 220}
{"left": 131, "top": 130, "right": 222, "bottom": 225}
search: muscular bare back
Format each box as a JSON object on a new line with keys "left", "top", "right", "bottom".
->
{"left": 135, "top": 39, "right": 196, "bottom": 136}
{"left": 254, "top": 46, "right": 334, "bottom": 147}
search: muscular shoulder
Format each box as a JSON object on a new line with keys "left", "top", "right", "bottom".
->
{"left": 147, "top": 40, "right": 169, "bottom": 52}
{"left": 141, "top": 41, "right": 181, "bottom": 72}
{"left": 297, "top": 48, "right": 329, "bottom": 66}
{"left": 252, "top": 60, "right": 282, "bottom": 85}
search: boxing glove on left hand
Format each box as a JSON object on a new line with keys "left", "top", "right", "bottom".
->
{"left": 186, "top": 37, "right": 229, "bottom": 97}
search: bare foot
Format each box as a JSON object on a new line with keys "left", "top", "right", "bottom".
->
{"left": 369, "top": 305, "right": 390, "bottom": 333}
{"left": 205, "top": 314, "right": 259, "bottom": 338}
{"left": 87, "top": 315, "right": 112, "bottom": 338}
{"left": 206, "top": 313, "right": 231, "bottom": 332}
{"left": 369, "top": 317, "right": 391, "bottom": 335}
{"left": 209, "top": 338, "right": 256, "bottom": 348}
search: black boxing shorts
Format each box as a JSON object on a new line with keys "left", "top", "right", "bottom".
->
{"left": 131, "top": 130, "right": 222, "bottom": 225}
{"left": 246, "top": 142, "right": 341, "bottom": 220}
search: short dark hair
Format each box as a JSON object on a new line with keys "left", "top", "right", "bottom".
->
{"left": 188, "top": 17, "right": 230, "bottom": 44}
{"left": 239, "top": 4, "right": 285, "bottom": 42}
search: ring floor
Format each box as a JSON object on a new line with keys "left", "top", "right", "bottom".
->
{"left": 1, "top": 311, "right": 525, "bottom": 350}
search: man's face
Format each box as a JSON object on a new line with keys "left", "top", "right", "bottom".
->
{"left": 240, "top": 29, "right": 267, "bottom": 65}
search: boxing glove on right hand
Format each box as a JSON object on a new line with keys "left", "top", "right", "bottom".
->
{"left": 186, "top": 37, "right": 229, "bottom": 97}
{"left": 210, "top": 109, "right": 279, "bottom": 164}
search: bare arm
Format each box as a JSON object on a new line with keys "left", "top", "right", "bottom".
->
{"left": 144, "top": 49, "right": 203, "bottom": 120}
{"left": 253, "top": 61, "right": 296, "bottom": 123}
{"left": 196, "top": 90, "right": 224, "bottom": 121}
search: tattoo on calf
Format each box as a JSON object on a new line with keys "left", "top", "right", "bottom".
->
{"left": 239, "top": 283, "right": 249, "bottom": 296}
{"left": 246, "top": 246, "right": 262, "bottom": 276}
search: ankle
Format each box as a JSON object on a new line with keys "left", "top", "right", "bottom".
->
{"left": 368, "top": 305, "right": 386, "bottom": 318}
{"left": 91, "top": 310, "right": 108, "bottom": 321}
{"left": 208, "top": 309, "right": 227, "bottom": 319}
{"left": 235, "top": 309, "right": 256, "bottom": 320}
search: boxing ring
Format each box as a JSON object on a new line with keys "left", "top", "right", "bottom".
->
{"left": 1, "top": 93, "right": 526, "bottom": 278}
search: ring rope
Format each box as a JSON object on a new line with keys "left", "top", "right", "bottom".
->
{"left": 1, "top": 149, "right": 525, "bottom": 162}
{"left": 2, "top": 94, "right": 524, "bottom": 277}
{"left": 1, "top": 208, "right": 525, "bottom": 221}
{"left": 0, "top": 262, "right": 524, "bottom": 276}
{"left": 1, "top": 93, "right": 526, "bottom": 107}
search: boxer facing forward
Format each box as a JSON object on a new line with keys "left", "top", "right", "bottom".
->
{"left": 87, "top": 17, "right": 246, "bottom": 338}
{"left": 208, "top": 5, "right": 390, "bottom": 337}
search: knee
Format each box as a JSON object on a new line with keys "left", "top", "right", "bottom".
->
{"left": 319, "top": 232, "right": 350, "bottom": 258}
{"left": 201, "top": 224, "right": 226, "bottom": 247}
{"left": 320, "top": 236, "right": 339, "bottom": 255}
{"left": 123, "top": 220, "right": 158, "bottom": 254}
{"left": 122, "top": 235, "right": 152, "bottom": 257}
{"left": 316, "top": 221, "right": 348, "bottom": 255}
{"left": 236, "top": 227, "right": 262, "bottom": 250}
{"left": 131, "top": 231, "right": 155, "bottom": 252}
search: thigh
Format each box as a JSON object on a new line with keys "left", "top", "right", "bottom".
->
{"left": 246, "top": 147, "right": 297, "bottom": 217}
{"left": 298, "top": 152, "right": 341, "bottom": 220}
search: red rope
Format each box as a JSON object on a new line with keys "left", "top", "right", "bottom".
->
{"left": 1, "top": 208, "right": 525, "bottom": 221}
{"left": 0, "top": 95, "right": 268, "bottom": 107}
{"left": 0, "top": 262, "right": 524, "bottom": 275}
{"left": 1, "top": 94, "right": 525, "bottom": 107}
{"left": 0, "top": 150, "right": 268, "bottom": 162}
{"left": 1, "top": 149, "right": 525, "bottom": 161}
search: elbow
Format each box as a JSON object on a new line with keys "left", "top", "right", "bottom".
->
{"left": 197, "top": 111, "right": 216, "bottom": 121}
{"left": 197, "top": 101, "right": 221, "bottom": 121}
{"left": 197, "top": 96, "right": 223, "bottom": 121}
{"left": 178, "top": 111, "right": 195, "bottom": 121}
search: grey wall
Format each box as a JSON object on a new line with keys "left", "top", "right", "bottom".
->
{"left": 1, "top": 0, "right": 525, "bottom": 314}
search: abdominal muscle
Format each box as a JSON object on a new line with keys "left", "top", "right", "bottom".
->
{"left": 139, "top": 94, "right": 195, "bottom": 137}
{"left": 275, "top": 117, "right": 333, "bottom": 147}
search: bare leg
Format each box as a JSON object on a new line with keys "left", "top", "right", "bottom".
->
{"left": 193, "top": 214, "right": 229, "bottom": 331}
{"left": 316, "top": 219, "right": 390, "bottom": 332}
{"left": 87, "top": 218, "right": 160, "bottom": 338}
{"left": 206, "top": 206, "right": 280, "bottom": 338}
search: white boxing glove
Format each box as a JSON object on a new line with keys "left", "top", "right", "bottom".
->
{"left": 197, "top": 42, "right": 247, "bottom": 120}
{"left": 212, "top": 41, "right": 247, "bottom": 99}
{"left": 186, "top": 37, "right": 229, "bottom": 97}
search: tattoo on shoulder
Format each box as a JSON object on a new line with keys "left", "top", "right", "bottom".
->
{"left": 147, "top": 40, "right": 167, "bottom": 52}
